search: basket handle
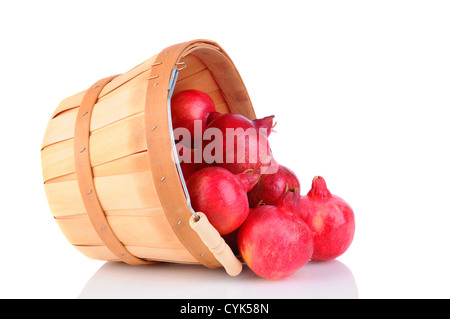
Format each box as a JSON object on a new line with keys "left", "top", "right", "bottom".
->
{"left": 189, "top": 213, "right": 243, "bottom": 276}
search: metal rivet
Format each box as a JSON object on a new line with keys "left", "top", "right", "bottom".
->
{"left": 152, "top": 125, "right": 157, "bottom": 131}
{"left": 160, "top": 176, "right": 166, "bottom": 182}
{"left": 101, "top": 225, "right": 106, "bottom": 231}
{"left": 154, "top": 81, "right": 159, "bottom": 87}
{"left": 164, "top": 50, "right": 170, "bottom": 56}
{"left": 82, "top": 111, "right": 88, "bottom": 117}
{"left": 177, "top": 220, "right": 182, "bottom": 225}
{"left": 122, "top": 253, "right": 127, "bottom": 257}
{"left": 87, "top": 189, "right": 92, "bottom": 195}
{"left": 80, "top": 147, "right": 86, "bottom": 153}
{"left": 94, "top": 85, "right": 100, "bottom": 89}
{"left": 200, "top": 253, "right": 205, "bottom": 257}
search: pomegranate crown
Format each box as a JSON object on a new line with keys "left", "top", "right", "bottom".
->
{"left": 236, "top": 170, "right": 261, "bottom": 193}
{"left": 307, "top": 176, "right": 332, "bottom": 200}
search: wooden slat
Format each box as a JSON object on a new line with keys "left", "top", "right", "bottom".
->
{"left": 42, "top": 69, "right": 151, "bottom": 150}
{"left": 128, "top": 246, "right": 198, "bottom": 263}
{"left": 56, "top": 216, "right": 103, "bottom": 246}
{"left": 51, "top": 55, "right": 157, "bottom": 118}
{"left": 44, "top": 151, "right": 149, "bottom": 184}
{"left": 51, "top": 90, "right": 87, "bottom": 119}
{"left": 214, "top": 103, "right": 229, "bottom": 114}
{"left": 56, "top": 214, "right": 181, "bottom": 247}
{"left": 74, "top": 245, "right": 199, "bottom": 264}
{"left": 207, "top": 89, "right": 226, "bottom": 106}
{"left": 41, "top": 112, "right": 146, "bottom": 182}
{"left": 41, "top": 138, "right": 75, "bottom": 183}
{"left": 174, "top": 69, "right": 221, "bottom": 95}
{"left": 42, "top": 107, "right": 79, "bottom": 149}
{"left": 45, "top": 170, "right": 161, "bottom": 217}
{"left": 44, "top": 177, "right": 85, "bottom": 217}
{"left": 110, "top": 215, "right": 181, "bottom": 248}
{"left": 73, "top": 245, "right": 117, "bottom": 261}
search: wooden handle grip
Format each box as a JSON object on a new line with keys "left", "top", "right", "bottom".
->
{"left": 189, "top": 212, "right": 243, "bottom": 276}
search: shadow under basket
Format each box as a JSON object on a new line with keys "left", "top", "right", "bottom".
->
{"left": 41, "top": 39, "right": 257, "bottom": 276}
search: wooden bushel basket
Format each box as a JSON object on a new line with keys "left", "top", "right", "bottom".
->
{"left": 41, "top": 40, "right": 257, "bottom": 276}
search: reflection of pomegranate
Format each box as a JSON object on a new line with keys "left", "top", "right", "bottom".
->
{"left": 206, "top": 113, "right": 275, "bottom": 174}
{"left": 238, "top": 192, "right": 313, "bottom": 280}
{"left": 299, "top": 176, "right": 355, "bottom": 261}
{"left": 187, "top": 167, "right": 259, "bottom": 235}
{"left": 171, "top": 90, "right": 216, "bottom": 146}
{"left": 248, "top": 165, "right": 300, "bottom": 207}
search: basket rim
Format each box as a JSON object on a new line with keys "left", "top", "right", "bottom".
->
{"left": 144, "top": 39, "right": 256, "bottom": 269}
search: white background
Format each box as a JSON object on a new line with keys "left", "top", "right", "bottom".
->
{"left": 1, "top": 0, "right": 449, "bottom": 299}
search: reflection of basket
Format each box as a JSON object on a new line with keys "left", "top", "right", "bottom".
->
{"left": 41, "top": 40, "right": 255, "bottom": 276}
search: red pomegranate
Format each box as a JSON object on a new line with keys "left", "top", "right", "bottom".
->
{"left": 205, "top": 113, "right": 275, "bottom": 174}
{"left": 248, "top": 164, "right": 300, "bottom": 207}
{"left": 171, "top": 90, "right": 216, "bottom": 147}
{"left": 206, "top": 111, "right": 223, "bottom": 125}
{"left": 299, "top": 176, "right": 355, "bottom": 261}
{"left": 237, "top": 191, "right": 313, "bottom": 280}
{"left": 186, "top": 167, "right": 259, "bottom": 235}
{"left": 175, "top": 143, "right": 206, "bottom": 181}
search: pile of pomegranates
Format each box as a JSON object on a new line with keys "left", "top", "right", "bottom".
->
{"left": 171, "top": 89, "right": 355, "bottom": 280}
